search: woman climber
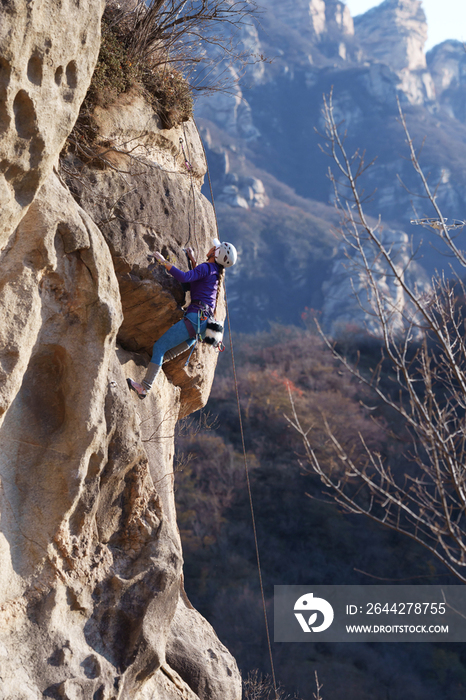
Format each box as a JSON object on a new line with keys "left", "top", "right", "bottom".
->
{"left": 127, "top": 238, "right": 237, "bottom": 399}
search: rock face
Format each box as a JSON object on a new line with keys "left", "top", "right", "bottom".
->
{"left": 427, "top": 40, "right": 466, "bottom": 122}
{"left": 354, "top": 0, "right": 426, "bottom": 72}
{"left": 0, "top": 0, "right": 104, "bottom": 247}
{"left": 270, "top": 0, "right": 354, "bottom": 41}
{"left": 321, "top": 229, "right": 430, "bottom": 337}
{"left": 194, "top": 65, "right": 259, "bottom": 141}
{"left": 0, "top": 4, "right": 240, "bottom": 700}
{"left": 217, "top": 174, "right": 268, "bottom": 209}
{"left": 354, "top": 0, "right": 435, "bottom": 104}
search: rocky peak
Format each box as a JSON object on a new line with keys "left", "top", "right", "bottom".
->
{"left": 269, "top": 0, "right": 354, "bottom": 41}
{"left": 325, "top": 0, "right": 355, "bottom": 38}
{"left": 426, "top": 40, "right": 466, "bottom": 121}
{"left": 355, "top": 0, "right": 427, "bottom": 72}
{"left": 427, "top": 40, "right": 466, "bottom": 94}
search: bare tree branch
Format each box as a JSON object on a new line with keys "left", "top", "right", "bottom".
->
{"left": 288, "top": 91, "right": 466, "bottom": 582}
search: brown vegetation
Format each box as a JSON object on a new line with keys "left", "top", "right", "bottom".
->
{"left": 175, "top": 326, "right": 385, "bottom": 556}
{"left": 175, "top": 327, "right": 460, "bottom": 700}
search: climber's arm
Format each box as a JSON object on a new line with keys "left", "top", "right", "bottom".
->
{"left": 168, "top": 264, "right": 210, "bottom": 283}
{"left": 152, "top": 253, "right": 209, "bottom": 281}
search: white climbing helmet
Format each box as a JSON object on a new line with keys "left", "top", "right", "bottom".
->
{"left": 214, "top": 240, "right": 237, "bottom": 268}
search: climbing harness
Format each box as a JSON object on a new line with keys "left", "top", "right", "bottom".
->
{"left": 183, "top": 311, "right": 202, "bottom": 366}
{"left": 182, "top": 301, "right": 225, "bottom": 365}
{"left": 411, "top": 217, "right": 466, "bottom": 231}
{"left": 189, "top": 300, "right": 225, "bottom": 349}
{"left": 193, "top": 117, "right": 279, "bottom": 700}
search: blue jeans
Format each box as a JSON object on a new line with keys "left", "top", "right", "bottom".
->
{"left": 150, "top": 312, "right": 207, "bottom": 365}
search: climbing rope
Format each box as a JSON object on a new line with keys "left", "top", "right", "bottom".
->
{"left": 179, "top": 135, "right": 193, "bottom": 172}
{"left": 224, "top": 290, "right": 279, "bottom": 700}
{"left": 193, "top": 118, "right": 279, "bottom": 700}
{"left": 181, "top": 124, "right": 197, "bottom": 248}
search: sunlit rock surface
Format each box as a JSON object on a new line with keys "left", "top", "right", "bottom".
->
{"left": 0, "top": 3, "right": 240, "bottom": 698}
{"left": 427, "top": 40, "right": 466, "bottom": 122}
{"left": 0, "top": 0, "right": 104, "bottom": 247}
{"left": 355, "top": 0, "right": 427, "bottom": 72}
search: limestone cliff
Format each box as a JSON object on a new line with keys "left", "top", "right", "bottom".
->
{"left": 427, "top": 40, "right": 466, "bottom": 122}
{"left": 354, "top": 0, "right": 435, "bottom": 104}
{"left": 320, "top": 228, "right": 430, "bottom": 338}
{"left": 355, "top": 0, "right": 426, "bottom": 72}
{"left": 0, "top": 2, "right": 240, "bottom": 699}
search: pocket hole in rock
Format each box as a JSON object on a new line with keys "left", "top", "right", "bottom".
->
{"left": 27, "top": 55, "right": 43, "bottom": 86}
{"left": 55, "top": 66, "right": 63, "bottom": 86}
{"left": 13, "top": 90, "right": 38, "bottom": 139}
{"left": 0, "top": 57, "right": 11, "bottom": 88}
{"left": 65, "top": 60, "right": 78, "bottom": 89}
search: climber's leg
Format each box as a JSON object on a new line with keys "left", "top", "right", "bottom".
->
{"left": 127, "top": 318, "right": 196, "bottom": 399}
{"left": 163, "top": 341, "right": 192, "bottom": 363}
{"left": 142, "top": 361, "right": 161, "bottom": 390}
{"left": 150, "top": 318, "right": 196, "bottom": 366}
{"left": 127, "top": 362, "right": 162, "bottom": 399}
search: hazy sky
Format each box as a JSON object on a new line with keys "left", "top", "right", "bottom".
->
{"left": 345, "top": 0, "right": 466, "bottom": 50}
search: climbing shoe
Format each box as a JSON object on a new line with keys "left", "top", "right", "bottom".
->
{"left": 127, "top": 378, "right": 147, "bottom": 399}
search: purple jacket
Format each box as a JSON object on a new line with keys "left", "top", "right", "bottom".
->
{"left": 169, "top": 262, "right": 220, "bottom": 313}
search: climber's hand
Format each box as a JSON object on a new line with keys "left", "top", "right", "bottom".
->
{"left": 184, "top": 246, "right": 197, "bottom": 268}
{"left": 154, "top": 252, "right": 167, "bottom": 265}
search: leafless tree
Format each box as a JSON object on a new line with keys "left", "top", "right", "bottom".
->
{"left": 313, "top": 672, "right": 323, "bottom": 700}
{"left": 287, "top": 90, "right": 466, "bottom": 583}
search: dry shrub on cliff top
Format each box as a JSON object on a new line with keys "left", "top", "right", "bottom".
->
{"left": 119, "top": 0, "right": 258, "bottom": 74}
{"left": 65, "top": 0, "right": 258, "bottom": 162}
{"left": 66, "top": 3, "right": 192, "bottom": 161}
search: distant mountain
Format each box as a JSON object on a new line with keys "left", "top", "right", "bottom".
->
{"left": 195, "top": 0, "right": 466, "bottom": 335}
